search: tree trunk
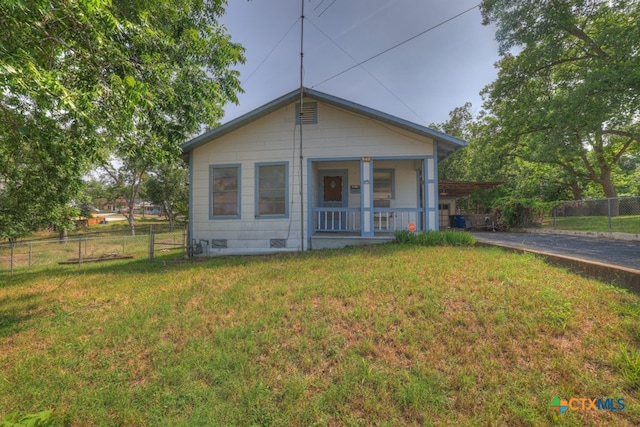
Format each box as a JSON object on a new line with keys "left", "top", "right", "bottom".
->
{"left": 127, "top": 212, "right": 135, "bottom": 236}
{"left": 599, "top": 169, "right": 619, "bottom": 217}
{"left": 59, "top": 228, "right": 68, "bottom": 244}
{"left": 164, "top": 201, "right": 174, "bottom": 231}
{"left": 569, "top": 184, "right": 583, "bottom": 201}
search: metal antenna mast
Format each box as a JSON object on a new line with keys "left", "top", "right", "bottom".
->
{"left": 298, "top": 0, "right": 305, "bottom": 251}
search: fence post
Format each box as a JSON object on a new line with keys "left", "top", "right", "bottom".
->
{"left": 183, "top": 226, "right": 187, "bottom": 258}
{"left": 607, "top": 198, "right": 612, "bottom": 233}
{"left": 78, "top": 237, "right": 82, "bottom": 265}
{"left": 149, "top": 225, "right": 154, "bottom": 263}
{"left": 10, "top": 241, "right": 14, "bottom": 273}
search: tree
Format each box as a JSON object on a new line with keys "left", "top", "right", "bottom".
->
{"left": 101, "top": 157, "right": 152, "bottom": 236}
{"left": 434, "top": 105, "right": 513, "bottom": 184}
{"left": 480, "top": 0, "right": 640, "bottom": 212}
{"left": 0, "top": 0, "right": 244, "bottom": 240}
{"left": 142, "top": 163, "right": 188, "bottom": 230}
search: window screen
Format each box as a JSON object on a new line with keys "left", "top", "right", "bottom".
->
{"left": 256, "top": 163, "right": 288, "bottom": 216}
{"left": 211, "top": 165, "right": 240, "bottom": 217}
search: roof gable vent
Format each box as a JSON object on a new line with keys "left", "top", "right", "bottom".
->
{"left": 296, "top": 102, "right": 317, "bottom": 125}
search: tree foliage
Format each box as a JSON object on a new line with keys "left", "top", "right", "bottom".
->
{"left": 142, "top": 163, "right": 188, "bottom": 230}
{"left": 101, "top": 157, "right": 150, "bottom": 236}
{"left": 0, "top": 0, "right": 244, "bottom": 239}
{"left": 480, "top": 0, "right": 640, "bottom": 204}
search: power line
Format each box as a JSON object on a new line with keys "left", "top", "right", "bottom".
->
{"left": 318, "top": 0, "right": 337, "bottom": 17}
{"left": 312, "top": 4, "right": 480, "bottom": 88}
{"left": 306, "top": 17, "right": 428, "bottom": 124}
{"left": 313, "top": 0, "right": 327, "bottom": 12}
{"left": 242, "top": 17, "right": 301, "bottom": 85}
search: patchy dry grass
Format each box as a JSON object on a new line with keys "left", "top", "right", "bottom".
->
{"left": 1, "top": 245, "right": 639, "bottom": 426}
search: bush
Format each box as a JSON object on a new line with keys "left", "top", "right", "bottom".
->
{"left": 493, "top": 196, "right": 553, "bottom": 229}
{"left": 394, "top": 230, "right": 476, "bottom": 247}
{"left": 1, "top": 410, "right": 53, "bottom": 427}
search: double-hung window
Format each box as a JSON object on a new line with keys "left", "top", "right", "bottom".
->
{"left": 373, "top": 169, "right": 395, "bottom": 200}
{"left": 210, "top": 164, "right": 240, "bottom": 219}
{"left": 256, "top": 162, "right": 288, "bottom": 217}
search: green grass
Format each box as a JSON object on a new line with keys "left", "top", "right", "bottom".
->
{"left": 395, "top": 230, "right": 476, "bottom": 246}
{"left": 0, "top": 230, "right": 185, "bottom": 271}
{"left": 541, "top": 215, "right": 640, "bottom": 234}
{"left": 1, "top": 245, "right": 639, "bottom": 426}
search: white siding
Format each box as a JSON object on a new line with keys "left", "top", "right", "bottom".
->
{"left": 191, "top": 98, "right": 436, "bottom": 253}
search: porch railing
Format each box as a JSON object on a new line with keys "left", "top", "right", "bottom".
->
{"left": 313, "top": 207, "right": 361, "bottom": 232}
{"left": 312, "top": 207, "right": 423, "bottom": 233}
{"left": 373, "top": 208, "right": 422, "bottom": 232}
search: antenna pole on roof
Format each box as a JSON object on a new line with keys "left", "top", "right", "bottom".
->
{"left": 299, "top": 0, "right": 305, "bottom": 251}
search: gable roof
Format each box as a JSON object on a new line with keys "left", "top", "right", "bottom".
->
{"left": 181, "top": 87, "right": 467, "bottom": 161}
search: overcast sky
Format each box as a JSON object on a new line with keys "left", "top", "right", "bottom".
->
{"left": 219, "top": 0, "right": 501, "bottom": 126}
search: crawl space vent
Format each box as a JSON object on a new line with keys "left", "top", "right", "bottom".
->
{"left": 270, "top": 239, "right": 287, "bottom": 249}
{"left": 211, "top": 239, "right": 228, "bottom": 249}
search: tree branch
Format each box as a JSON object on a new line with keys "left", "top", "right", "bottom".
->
{"left": 580, "top": 154, "right": 601, "bottom": 184}
{"left": 536, "top": 54, "right": 598, "bottom": 72}
{"left": 613, "top": 137, "right": 635, "bottom": 164}
{"left": 567, "top": 25, "right": 608, "bottom": 58}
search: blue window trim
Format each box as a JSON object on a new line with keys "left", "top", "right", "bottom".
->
{"left": 209, "top": 164, "right": 241, "bottom": 220}
{"left": 255, "top": 161, "right": 289, "bottom": 219}
{"left": 373, "top": 168, "right": 395, "bottom": 200}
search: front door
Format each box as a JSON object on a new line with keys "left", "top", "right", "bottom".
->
{"left": 318, "top": 170, "right": 348, "bottom": 230}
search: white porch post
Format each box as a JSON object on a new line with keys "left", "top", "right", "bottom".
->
{"left": 361, "top": 157, "right": 374, "bottom": 237}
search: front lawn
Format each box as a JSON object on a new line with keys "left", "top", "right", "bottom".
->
{"left": 541, "top": 215, "right": 640, "bottom": 234}
{"left": 1, "top": 245, "right": 639, "bottom": 426}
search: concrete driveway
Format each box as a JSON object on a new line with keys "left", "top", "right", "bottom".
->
{"left": 472, "top": 232, "right": 639, "bottom": 271}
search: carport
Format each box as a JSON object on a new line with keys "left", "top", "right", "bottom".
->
{"left": 438, "top": 181, "right": 502, "bottom": 230}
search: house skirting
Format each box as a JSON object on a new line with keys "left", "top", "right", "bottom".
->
{"left": 310, "top": 234, "right": 395, "bottom": 249}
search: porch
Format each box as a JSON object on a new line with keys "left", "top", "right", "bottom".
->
{"left": 308, "top": 156, "right": 438, "bottom": 247}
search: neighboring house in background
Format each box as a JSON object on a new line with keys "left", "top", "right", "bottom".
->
{"left": 181, "top": 88, "right": 466, "bottom": 255}
{"left": 95, "top": 198, "right": 159, "bottom": 215}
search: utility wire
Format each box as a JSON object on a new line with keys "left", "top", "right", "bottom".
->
{"left": 306, "top": 17, "right": 428, "bottom": 124}
{"left": 318, "top": 0, "right": 337, "bottom": 17}
{"left": 313, "top": 0, "right": 326, "bottom": 12}
{"left": 242, "top": 17, "right": 301, "bottom": 84}
{"left": 312, "top": 4, "right": 480, "bottom": 88}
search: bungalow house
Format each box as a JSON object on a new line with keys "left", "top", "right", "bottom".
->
{"left": 181, "top": 88, "right": 466, "bottom": 255}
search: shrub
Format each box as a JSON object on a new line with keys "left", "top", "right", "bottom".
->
{"left": 1, "top": 410, "right": 53, "bottom": 427}
{"left": 493, "top": 196, "right": 553, "bottom": 229}
{"left": 394, "top": 230, "right": 475, "bottom": 247}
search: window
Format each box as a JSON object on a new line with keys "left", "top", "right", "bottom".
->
{"left": 373, "top": 169, "right": 394, "bottom": 199}
{"left": 210, "top": 165, "right": 240, "bottom": 218}
{"left": 256, "top": 162, "right": 288, "bottom": 217}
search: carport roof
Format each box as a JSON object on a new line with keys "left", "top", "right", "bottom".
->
{"left": 439, "top": 181, "right": 503, "bottom": 198}
{"left": 181, "top": 87, "right": 467, "bottom": 162}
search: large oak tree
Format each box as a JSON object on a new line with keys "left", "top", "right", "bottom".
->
{"left": 480, "top": 0, "right": 640, "bottom": 210}
{"left": 0, "top": 0, "right": 244, "bottom": 240}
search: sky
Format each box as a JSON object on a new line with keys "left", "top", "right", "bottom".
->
{"left": 219, "top": 0, "right": 502, "bottom": 127}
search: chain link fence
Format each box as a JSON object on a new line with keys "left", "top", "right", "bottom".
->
{"left": 0, "top": 225, "right": 187, "bottom": 273}
{"left": 548, "top": 196, "right": 640, "bottom": 234}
